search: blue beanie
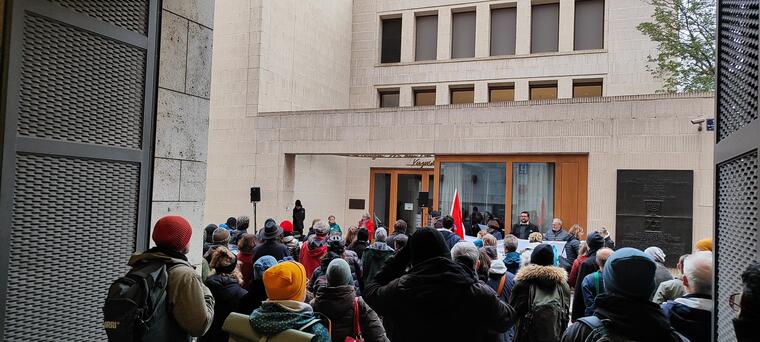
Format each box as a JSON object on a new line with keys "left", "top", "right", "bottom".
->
{"left": 253, "top": 255, "right": 278, "bottom": 280}
{"left": 603, "top": 248, "right": 657, "bottom": 301}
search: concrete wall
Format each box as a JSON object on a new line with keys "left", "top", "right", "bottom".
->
{"left": 255, "top": 93, "right": 715, "bottom": 246}
{"left": 152, "top": 0, "right": 215, "bottom": 265}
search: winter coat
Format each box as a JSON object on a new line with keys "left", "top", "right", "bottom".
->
{"left": 365, "top": 256, "right": 515, "bottom": 342}
{"left": 342, "top": 250, "right": 363, "bottom": 294}
{"left": 560, "top": 237, "right": 580, "bottom": 271}
{"left": 329, "top": 222, "right": 342, "bottom": 235}
{"left": 437, "top": 229, "right": 461, "bottom": 250}
{"left": 561, "top": 294, "right": 685, "bottom": 342}
{"left": 488, "top": 229, "right": 504, "bottom": 240}
{"left": 201, "top": 274, "right": 248, "bottom": 342}
{"left": 580, "top": 271, "right": 605, "bottom": 316}
{"left": 385, "top": 232, "right": 406, "bottom": 250}
{"left": 300, "top": 239, "right": 328, "bottom": 279}
{"left": 293, "top": 207, "right": 306, "bottom": 236}
{"left": 359, "top": 218, "right": 376, "bottom": 242}
{"left": 571, "top": 252, "right": 600, "bottom": 321}
{"left": 281, "top": 235, "right": 300, "bottom": 262}
{"left": 249, "top": 300, "right": 330, "bottom": 342}
{"left": 486, "top": 271, "right": 516, "bottom": 342}
{"left": 311, "top": 285, "right": 389, "bottom": 342}
{"left": 237, "top": 251, "right": 254, "bottom": 289}
{"left": 509, "top": 264, "right": 571, "bottom": 342}
{"left": 654, "top": 262, "right": 675, "bottom": 290}
{"left": 510, "top": 222, "right": 539, "bottom": 240}
{"left": 362, "top": 243, "right": 394, "bottom": 286}
{"left": 503, "top": 252, "right": 522, "bottom": 275}
{"left": 568, "top": 255, "right": 588, "bottom": 289}
{"left": 127, "top": 248, "right": 214, "bottom": 339}
{"left": 544, "top": 228, "right": 570, "bottom": 241}
{"left": 603, "top": 236, "right": 615, "bottom": 249}
{"left": 661, "top": 294, "right": 713, "bottom": 342}
{"left": 349, "top": 240, "right": 370, "bottom": 259}
{"left": 252, "top": 240, "right": 290, "bottom": 262}
{"left": 237, "top": 279, "right": 267, "bottom": 314}
{"left": 653, "top": 279, "right": 686, "bottom": 305}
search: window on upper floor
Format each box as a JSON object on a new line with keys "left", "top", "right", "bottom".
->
{"left": 489, "top": 84, "right": 515, "bottom": 102}
{"left": 574, "top": 0, "right": 604, "bottom": 50}
{"left": 415, "top": 14, "right": 438, "bottom": 61}
{"left": 450, "top": 86, "right": 474, "bottom": 104}
{"left": 451, "top": 11, "right": 476, "bottom": 58}
{"left": 379, "top": 90, "right": 400, "bottom": 107}
{"left": 381, "top": 18, "right": 402, "bottom": 63}
{"left": 573, "top": 80, "right": 603, "bottom": 97}
{"left": 490, "top": 7, "right": 517, "bottom": 56}
{"left": 531, "top": 3, "right": 559, "bottom": 53}
{"left": 414, "top": 88, "right": 436, "bottom": 106}
{"left": 530, "top": 82, "right": 558, "bottom": 100}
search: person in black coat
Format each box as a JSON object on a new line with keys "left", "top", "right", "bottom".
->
{"left": 571, "top": 231, "right": 605, "bottom": 321}
{"left": 292, "top": 199, "right": 306, "bottom": 239}
{"left": 364, "top": 228, "right": 515, "bottom": 341}
{"left": 251, "top": 219, "right": 290, "bottom": 261}
{"left": 560, "top": 224, "right": 583, "bottom": 272}
{"left": 202, "top": 247, "right": 248, "bottom": 342}
{"left": 437, "top": 215, "right": 461, "bottom": 250}
{"left": 510, "top": 211, "right": 540, "bottom": 240}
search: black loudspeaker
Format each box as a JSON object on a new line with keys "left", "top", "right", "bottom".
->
{"left": 250, "top": 187, "right": 261, "bottom": 202}
{"left": 418, "top": 192, "right": 429, "bottom": 208}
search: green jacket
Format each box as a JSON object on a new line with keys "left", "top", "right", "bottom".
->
{"left": 329, "top": 222, "right": 342, "bottom": 235}
{"left": 362, "top": 243, "right": 395, "bottom": 285}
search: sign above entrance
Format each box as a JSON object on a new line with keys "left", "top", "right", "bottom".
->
{"left": 406, "top": 158, "right": 434, "bottom": 168}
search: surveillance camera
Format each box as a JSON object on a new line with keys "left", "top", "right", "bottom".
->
{"left": 690, "top": 118, "right": 705, "bottom": 124}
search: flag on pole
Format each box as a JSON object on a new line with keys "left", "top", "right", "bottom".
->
{"left": 450, "top": 189, "right": 465, "bottom": 239}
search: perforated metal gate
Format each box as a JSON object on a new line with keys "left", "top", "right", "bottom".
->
{"left": 715, "top": 1, "right": 760, "bottom": 341}
{"left": 0, "top": 0, "right": 159, "bottom": 340}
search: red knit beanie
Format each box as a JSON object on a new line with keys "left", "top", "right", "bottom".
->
{"left": 280, "top": 220, "right": 294, "bottom": 234}
{"left": 152, "top": 215, "right": 193, "bottom": 252}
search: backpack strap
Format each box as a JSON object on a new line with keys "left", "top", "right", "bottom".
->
{"left": 497, "top": 274, "right": 507, "bottom": 297}
{"left": 298, "top": 318, "right": 322, "bottom": 332}
{"left": 593, "top": 271, "right": 600, "bottom": 295}
{"left": 578, "top": 316, "right": 603, "bottom": 330}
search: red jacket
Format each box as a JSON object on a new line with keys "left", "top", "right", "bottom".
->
{"left": 237, "top": 251, "right": 254, "bottom": 289}
{"left": 359, "top": 218, "right": 375, "bottom": 242}
{"left": 568, "top": 254, "right": 588, "bottom": 288}
{"left": 299, "top": 241, "right": 327, "bottom": 279}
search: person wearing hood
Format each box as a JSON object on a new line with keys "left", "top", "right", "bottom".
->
{"left": 486, "top": 258, "right": 516, "bottom": 342}
{"left": 202, "top": 246, "right": 248, "bottom": 342}
{"left": 733, "top": 261, "right": 760, "bottom": 341}
{"left": 349, "top": 227, "right": 370, "bottom": 259}
{"left": 386, "top": 220, "right": 407, "bottom": 250}
{"left": 203, "top": 223, "right": 218, "bottom": 255}
{"left": 238, "top": 255, "right": 277, "bottom": 314}
{"left": 363, "top": 227, "right": 395, "bottom": 286}
{"left": 249, "top": 261, "right": 330, "bottom": 341}
{"left": 252, "top": 219, "right": 290, "bottom": 262}
{"left": 571, "top": 231, "right": 605, "bottom": 321}
{"left": 661, "top": 251, "right": 713, "bottom": 342}
{"left": 510, "top": 244, "right": 571, "bottom": 342}
{"left": 328, "top": 235, "right": 363, "bottom": 294}
{"left": 292, "top": 200, "right": 306, "bottom": 240}
{"left": 299, "top": 221, "right": 329, "bottom": 278}
{"left": 311, "top": 259, "right": 389, "bottom": 342}
{"left": 279, "top": 219, "right": 300, "bottom": 261}
{"left": 645, "top": 246, "right": 674, "bottom": 290}
{"left": 502, "top": 234, "right": 522, "bottom": 275}
{"left": 562, "top": 248, "right": 687, "bottom": 342}
{"left": 438, "top": 215, "right": 462, "bottom": 250}
{"left": 544, "top": 218, "right": 570, "bottom": 241}
{"left": 328, "top": 215, "right": 342, "bottom": 236}
{"left": 127, "top": 216, "right": 214, "bottom": 339}
{"left": 364, "top": 229, "right": 514, "bottom": 341}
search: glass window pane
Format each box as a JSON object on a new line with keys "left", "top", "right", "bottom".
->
{"left": 511, "top": 163, "right": 555, "bottom": 233}
{"left": 373, "top": 173, "right": 391, "bottom": 227}
{"left": 416, "top": 15, "right": 438, "bottom": 61}
{"left": 381, "top": 18, "right": 402, "bottom": 63}
{"left": 491, "top": 7, "right": 517, "bottom": 56}
{"left": 452, "top": 11, "right": 476, "bottom": 58}
{"left": 440, "top": 162, "right": 506, "bottom": 236}
{"left": 397, "top": 174, "right": 423, "bottom": 230}
{"left": 489, "top": 87, "right": 515, "bottom": 102}
{"left": 531, "top": 4, "right": 559, "bottom": 53}
{"left": 574, "top": 0, "right": 604, "bottom": 50}
{"left": 451, "top": 88, "right": 474, "bottom": 104}
{"left": 380, "top": 91, "right": 400, "bottom": 107}
{"left": 530, "top": 85, "right": 558, "bottom": 100}
{"left": 414, "top": 90, "right": 436, "bottom": 106}
{"left": 573, "top": 83, "right": 603, "bottom": 98}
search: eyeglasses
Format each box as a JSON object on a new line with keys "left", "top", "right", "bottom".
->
{"left": 729, "top": 292, "right": 742, "bottom": 312}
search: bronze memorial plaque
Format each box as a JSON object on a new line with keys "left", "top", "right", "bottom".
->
{"left": 616, "top": 170, "right": 694, "bottom": 267}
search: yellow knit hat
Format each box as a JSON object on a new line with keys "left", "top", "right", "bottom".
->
{"left": 262, "top": 261, "right": 307, "bottom": 301}
{"left": 695, "top": 238, "right": 713, "bottom": 252}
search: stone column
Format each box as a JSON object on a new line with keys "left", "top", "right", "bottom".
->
{"left": 401, "top": 11, "right": 415, "bottom": 62}
{"left": 559, "top": 0, "right": 575, "bottom": 52}
{"left": 475, "top": 4, "right": 491, "bottom": 58}
{"left": 437, "top": 9, "right": 452, "bottom": 60}
{"left": 515, "top": 0, "right": 531, "bottom": 55}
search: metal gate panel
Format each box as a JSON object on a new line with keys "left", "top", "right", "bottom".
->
{"left": 0, "top": 0, "right": 159, "bottom": 340}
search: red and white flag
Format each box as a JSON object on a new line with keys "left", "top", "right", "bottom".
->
{"left": 450, "top": 189, "right": 465, "bottom": 239}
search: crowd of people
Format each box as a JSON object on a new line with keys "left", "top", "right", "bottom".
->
{"left": 115, "top": 202, "right": 759, "bottom": 342}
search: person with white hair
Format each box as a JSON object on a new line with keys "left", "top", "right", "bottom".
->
{"left": 661, "top": 251, "right": 713, "bottom": 342}
{"left": 545, "top": 218, "right": 570, "bottom": 241}
{"left": 644, "top": 246, "right": 674, "bottom": 290}
{"left": 451, "top": 241, "right": 481, "bottom": 272}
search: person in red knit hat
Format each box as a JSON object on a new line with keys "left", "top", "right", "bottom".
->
{"left": 125, "top": 215, "right": 215, "bottom": 339}
{"left": 280, "top": 219, "right": 301, "bottom": 261}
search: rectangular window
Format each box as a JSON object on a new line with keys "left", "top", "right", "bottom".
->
{"left": 573, "top": 81, "right": 603, "bottom": 98}
{"left": 490, "top": 7, "right": 517, "bottom": 56}
{"left": 379, "top": 90, "right": 400, "bottom": 107}
{"left": 415, "top": 15, "right": 438, "bottom": 61}
{"left": 489, "top": 85, "right": 515, "bottom": 102}
{"left": 414, "top": 89, "right": 436, "bottom": 106}
{"left": 531, "top": 3, "right": 559, "bottom": 53}
{"left": 530, "top": 83, "right": 558, "bottom": 100}
{"left": 381, "top": 18, "right": 402, "bottom": 63}
{"left": 440, "top": 162, "right": 507, "bottom": 233}
{"left": 450, "top": 87, "right": 474, "bottom": 104}
{"left": 574, "top": 0, "right": 604, "bottom": 50}
{"left": 511, "top": 162, "right": 555, "bottom": 232}
{"left": 451, "top": 11, "right": 476, "bottom": 58}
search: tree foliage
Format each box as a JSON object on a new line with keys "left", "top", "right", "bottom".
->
{"left": 637, "top": 0, "right": 716, "bottom": 92}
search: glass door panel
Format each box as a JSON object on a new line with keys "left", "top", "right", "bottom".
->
{"left": 397, "top": 174, "right": 422, "bottom": 230}
{"left": 439, "top": 162, "right": 506, "bottom": 236}
{"left": 511, "top": 162, "right": 555, "bottom": 233}
{"left": 373, "top": 173, "right": 391, "bottom": 228}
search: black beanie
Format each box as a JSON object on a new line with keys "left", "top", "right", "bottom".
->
{"left": 357, "top": 228, "right": 369, "bottom": 241}
{"left": 409, "top": 228, "right": 451, "bottom": 265}
{"left": 531, "top": 244, "right": 554, "bottom": 266}
{"left": 587, "top": 232, "right": 604, "bottom": 251}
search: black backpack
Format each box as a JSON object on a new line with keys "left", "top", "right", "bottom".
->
{"left": 578, "top": 316, "right": 689, "bottom": 342}
{"left": 103, "top": 261, "right": 177, "bottom": 341}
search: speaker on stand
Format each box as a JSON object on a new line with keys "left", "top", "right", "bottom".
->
{"left": 250, "top": 187, "right": 261, "bottom": 233}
